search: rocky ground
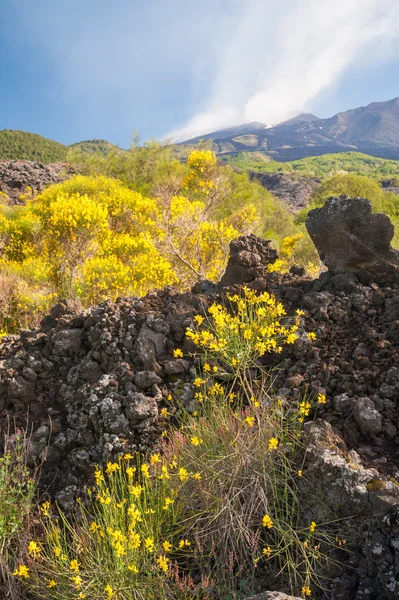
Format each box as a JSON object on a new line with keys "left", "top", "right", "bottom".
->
{"left": 1, "top": 197, "right": 399, "bottom": 599}
{"left": 249, "top": 172, "right": 320, "bottom": 212}
{"left": 0, "top": 160, "right": 73, "bottom": 203}
{"left": 381, "top": 178, "right": 399, "bottom": 196}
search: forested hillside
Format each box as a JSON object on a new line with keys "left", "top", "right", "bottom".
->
{"left": 223, "top": 151, "right": 399, "bottom": 179}
{"left": 0, "top": 130, "right": 122, "bottom": 163}
{"left": 0, "top": 130, "right": 68, "bottom": 162}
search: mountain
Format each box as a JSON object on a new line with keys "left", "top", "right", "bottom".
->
{"left": 0, "top": 130, "right": 123, "bottom": 163}
{"left": 179, "top": 98, "right": 399, "bottom": 161}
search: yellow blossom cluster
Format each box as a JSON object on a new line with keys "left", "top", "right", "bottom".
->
{"left": 186, "top": 286, "right": 300, "bottom": 370}
{"left": 17, "top": 452, "right": 198, "bottom": 598}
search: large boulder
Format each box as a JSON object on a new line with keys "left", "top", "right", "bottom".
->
{"left": 218, "top": 234, "right": 277, "bottom": 287}
{"left": 306, "top": 196, "right": 399, "bottom": 284}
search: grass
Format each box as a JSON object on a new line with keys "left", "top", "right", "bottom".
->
{"left": 0, "top": 428, "right": 36, "bottom": 600}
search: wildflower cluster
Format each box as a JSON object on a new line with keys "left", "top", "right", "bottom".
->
{"left": 15, "top": 453, "right": 199, "bottom": 599}
{"left": 186, "top": 286, "right": 300, "bottom": 371}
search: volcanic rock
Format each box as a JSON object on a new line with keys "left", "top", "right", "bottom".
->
{"left": 218, "top": 234, "right": 277, "bottom": 287}
{"left": 306, "top": 196, "right": 399, "bottom": 284}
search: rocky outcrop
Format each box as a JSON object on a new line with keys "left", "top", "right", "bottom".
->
{"left": 306, "top": 196, "right": 399, "bottom": 285}
{"left": 0, "top": 160, "right": 73, "bottom": 204}
{"left": 218, "top": 234, "right": 277, "bottom": 287}
{"left": 250, "top": 172, "right": 320, "bottom": 212}
{"left": 381, "top": 178, "right": 399, "bottom": 196}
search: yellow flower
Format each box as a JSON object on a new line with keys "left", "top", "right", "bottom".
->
{"left": 128, "top": 564, "right": 138, "bottom": 573}
{"left": 262, "top": 546, "right": 272, "bottom": 558}
{"left": 298, "top": 470, "right": 303, "bottom": 477}
{"left": 105, "top": 462, "right": 120, "bottom": 474}
{"left": 309, "top": 521, "right": 317, "bottom": 533}
{"left": 296, "top": 309, "right": 305, "bottom": 317}
{"left": 301, "top": 585, "right": 312, "bottom": 596}
{"left": 145, "top": 537, "right": 155, "bottom": 553}
{"left": 40, "top": 501, "right": 51, "bottom": 517}
{"left": 94, "top": 467, "right": 104, "bottom": 484}
{"left": 244, "top": 416, "right": 255, "bottom": 427}
{"left": 123, "top": 453, "right": 134, "bottom": 459}
{"left": 47, "top": 579, "right": 57, "bottom": 588}
{"left": 231, "top": 357, "right": 238, "bottom": 366}
{"left": 194, "top": 315, "right": 204, "bottom": 325}
{"left": 163, "top": 541, "right": 173, "bottom": 552}
{"left": 90, "top": 521, "right": 101, "bottom": 533}
{"left": 193, "top": 377, "right": 205, "bottom": 387}
{"left": 317, "top": 393, "right": 326, "bottom": 404}
{"left": 178, "top": 467, "right": 189, "bottom": 482}
{"left": 79, "top": 594, "right": 86, "bottom": 599}
{"left": 192, "top": 472, "right": 202, "bottom": 480}
{"left": 286, "top": 333, "right": 297, "bottom": 344}
{"left": 173, "top": 348, "right": 183, "bottom": 358}
{"left": 72, "top": 575, "right": 82, "bottom": 588}
{"left": 190, "top": 436, "right": 203, "bottom": 446}
{"left": 156, "top": 554, "right": 169, "bottom": 572}
{"left": 13, "top": 565, "right": 30, "bottom": 579}
{"left": 203, "top": 363, "right": 211, "bottom": 372}
{"left": 262, "top": 514, "right": 274, "bottom": 529}
{"left": 54, "top": 546, "right": 61, "bottom": 557}
{"left": 126, "top": 466, "right": 136, "bottom": 478}
{"left": 105, "top": 584, "right": 114, "bottom": 598}
{"left": 160, "top": 408, "right": 170, "bottom": 417}
{"left": 141, "top": 463, "right": 151, "bottom": 478}
{"left": 307, "top": 332, "right": 316, "bottom": 341}
{"left": 150, "top": 453, "right": 161, "bottom": 465}
{"left": 28, "top": 540, "right": 41, "bottom": 558}
{"left": 130, "top": 532, "right": 141, "bottom": 550}
{"left": 162, "top": 497, "right": 175, "bottom": 510}
{"left": 69, "top": 559, "right": 80, "bottom": 573}
{"left": 268, "top": 437, "right": 279, "bottom": 450}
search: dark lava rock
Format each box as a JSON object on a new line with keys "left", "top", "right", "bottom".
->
{"left": 250, "top": 171, "right": 320, "bottom": 212}
{"left": 218, "top": 234, "right": 277, "bottom": 287}
{"left": 0, "top": 159, "right": 74, "bottom": 204}
{"left": 306, "top": 196, "right": 399, "bottom": 285}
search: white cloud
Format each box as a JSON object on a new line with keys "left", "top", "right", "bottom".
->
{"left": 170, "top": 0, "right": 399, "bottom": 139}
{"left": 7, "top": 0, "right": 399, "bottom": 143}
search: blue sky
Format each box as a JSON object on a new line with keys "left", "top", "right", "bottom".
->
{"left": 1, "top": 0, "right": 399, "bottom": 147}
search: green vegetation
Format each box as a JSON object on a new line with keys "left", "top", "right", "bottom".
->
{"left": 0, "top": 130, "right": 68, "bottom": 163}
{"left": 223, "top": 151, "right": 399, "bottom": 179}
{"left": 0, "top": 431, "right": 36, "bottom": 599}
{"left": 69, "top": 139, "right": 124, "bottom": 156}
{"left": 0, "top": 148, "right": 299, "bottom": 333}
{"left": 12, "top": 290, "right": 334, "bottom": 599}
{"left": 0, "top": 131, "right": 122, "bottom": 164}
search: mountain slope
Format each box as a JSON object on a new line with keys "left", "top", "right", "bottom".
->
{"left": 0, "top": 130, "right": 68, "bottom": 162}
{"left": 0, "top": 131, "right": 123, "bottom": 163}
{"left": 180, "top": 98, "right": 399, "bottom": 161}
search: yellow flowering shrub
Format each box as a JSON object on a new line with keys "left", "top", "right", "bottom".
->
{"left": 0, "top": 159, "right": 264, "bottom": 331}
{"left": 267, "top": 233, "right": 304, "bottom": 273}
